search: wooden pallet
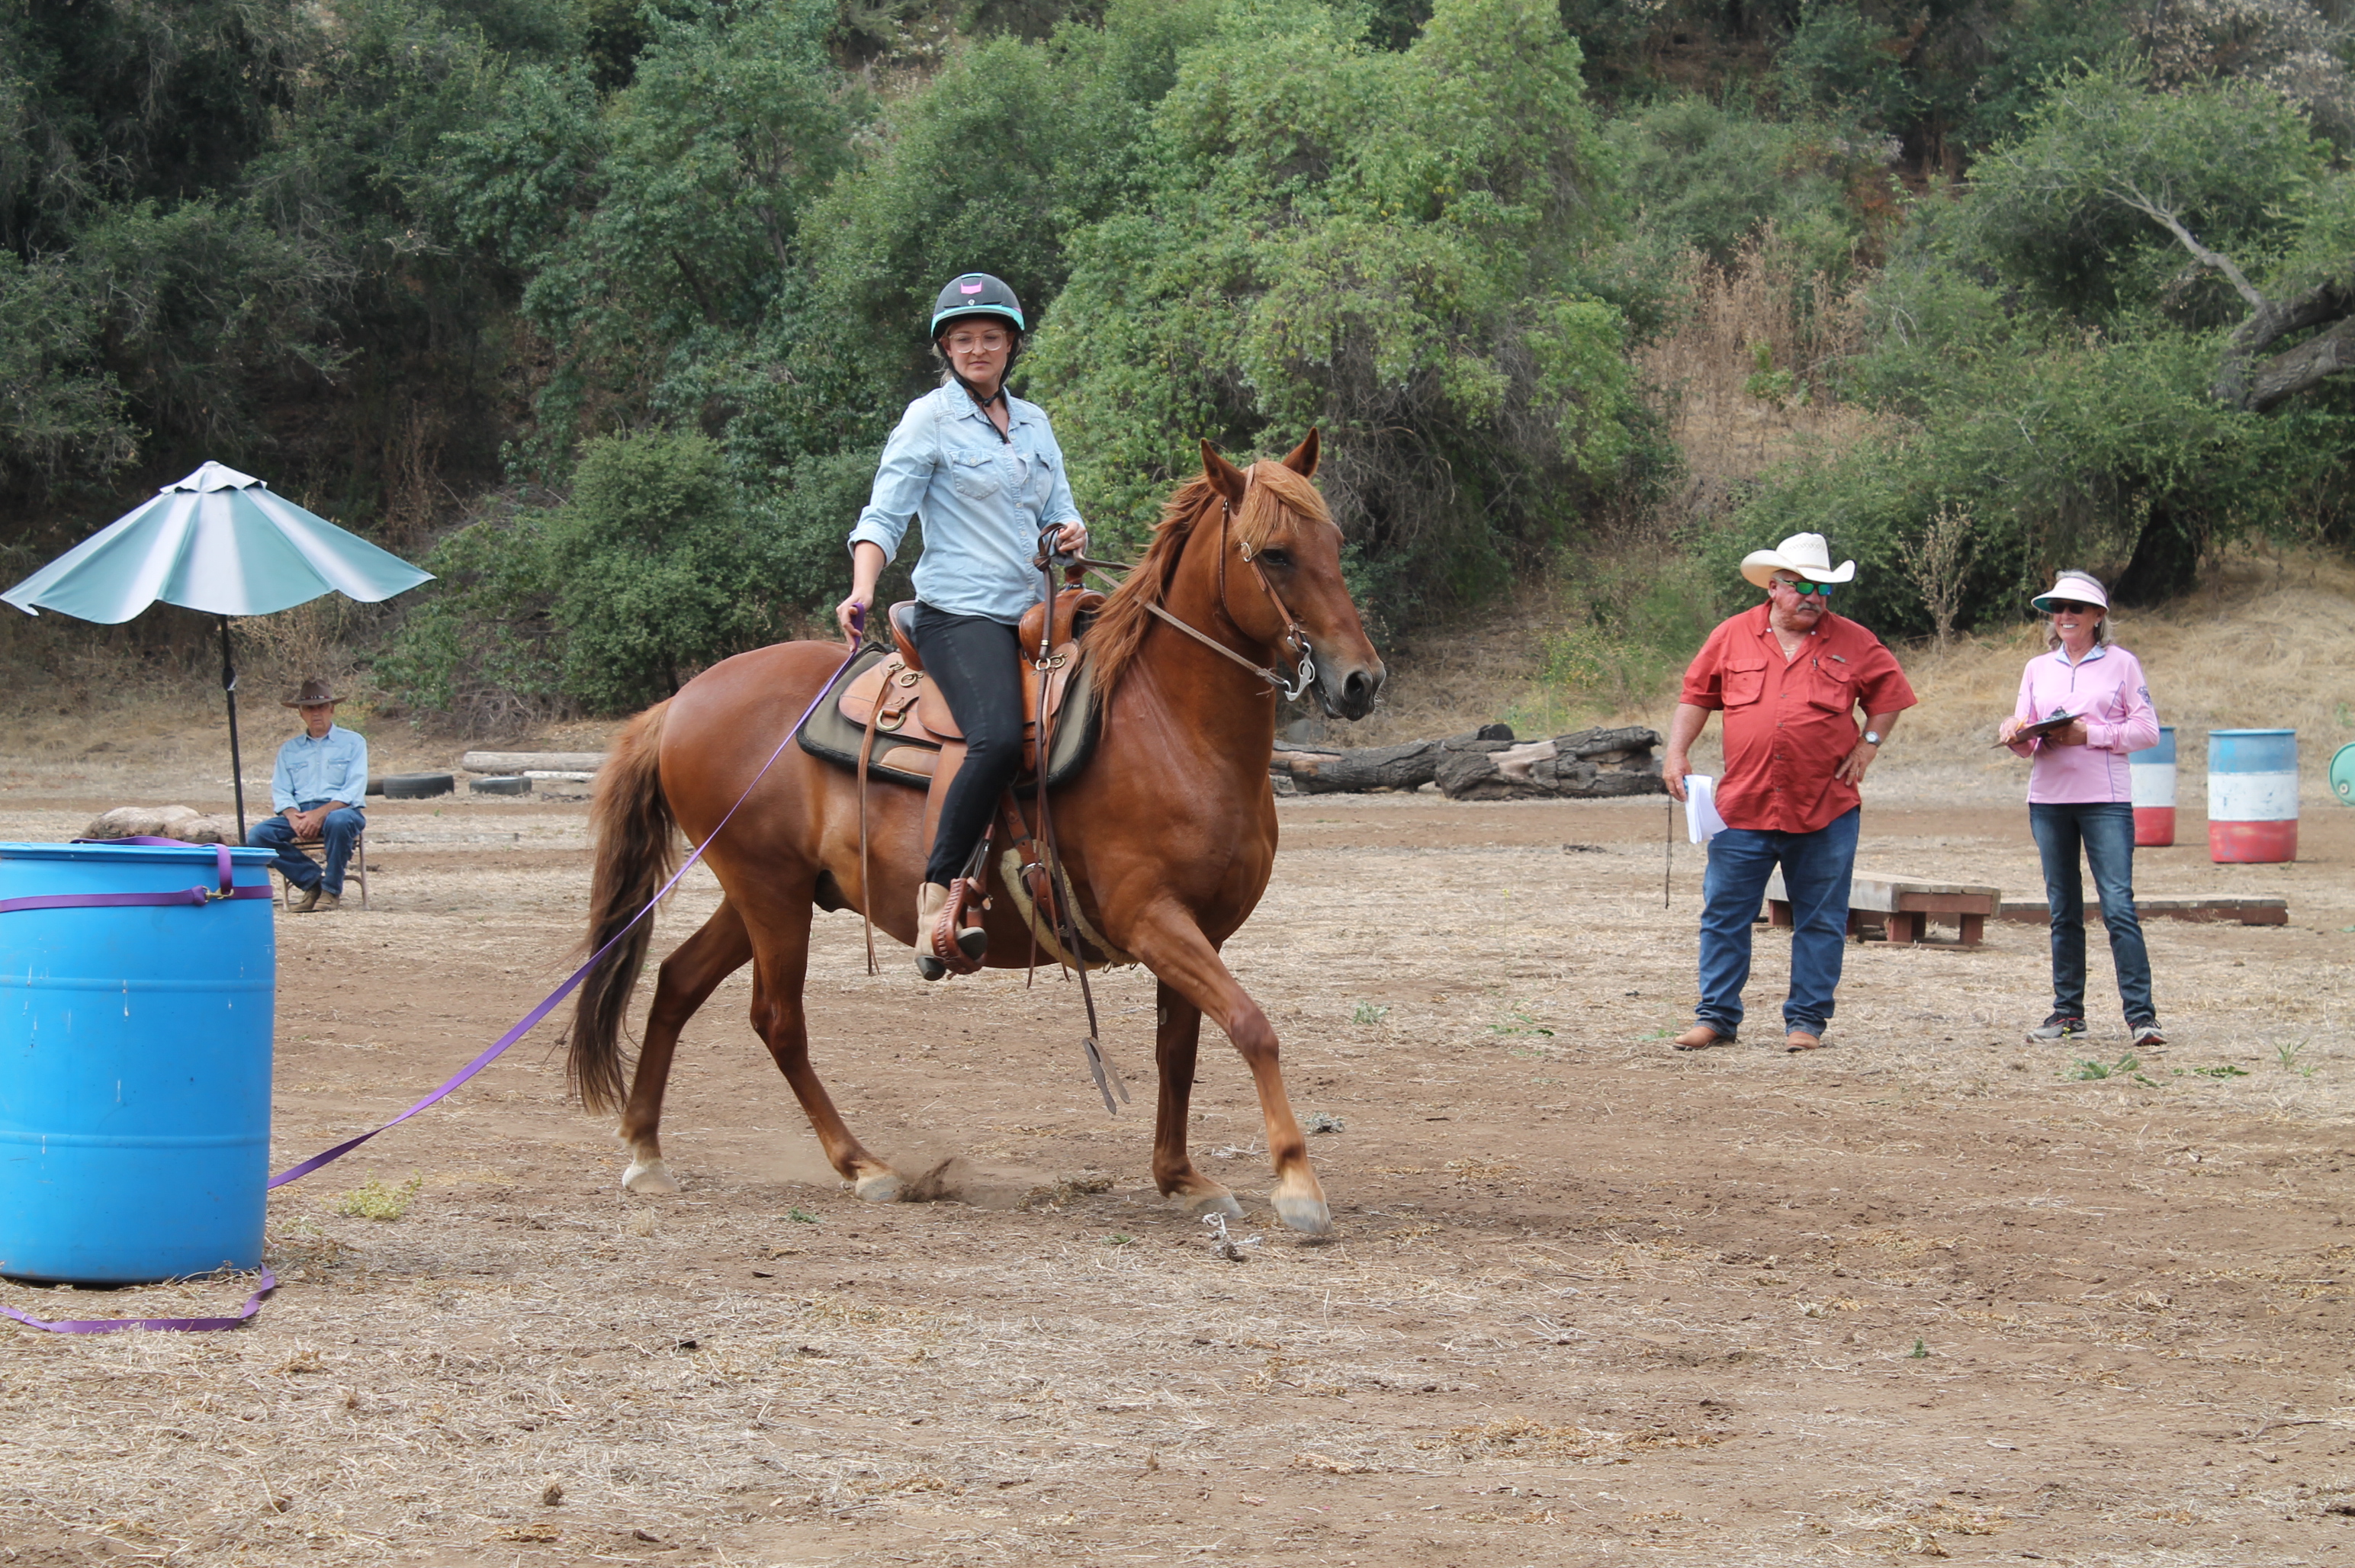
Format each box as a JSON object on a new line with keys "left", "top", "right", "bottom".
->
{"left": 1763, "top": 869, "right": 2001, "bottom": 947}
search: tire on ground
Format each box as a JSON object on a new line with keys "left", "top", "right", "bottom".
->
{"left": 379, "top": 773, "right": 455, "bottom": 800}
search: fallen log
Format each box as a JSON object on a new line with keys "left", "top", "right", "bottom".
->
{"left": 1268, "top": 724, "right": 1515, "bottom": 793}
{"left": 1435, "top": 726, "right": 1666, "bottom": 800}
{"left": 459, "top": 750, "right": 607, "bottom": 776}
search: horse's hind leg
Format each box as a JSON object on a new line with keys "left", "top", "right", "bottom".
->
{"left": 620, "top": 901, "right": 754, "bottom": 1194}
{"left": 1151, "top": 979, "right": 1244, "bottom": 1221}
{"left": 1136, "top": 916, "right": 1328, "bottom": 1235}
{"left": 747, "top": 900, "right": 903, "bottom": 1205}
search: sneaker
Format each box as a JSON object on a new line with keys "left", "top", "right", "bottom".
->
{"left": 2130, "top": 1020, "right": 2167, "bottom": 1049}
{"left": 2026, "top": 1014, "right": 2087, "bottom": 1043}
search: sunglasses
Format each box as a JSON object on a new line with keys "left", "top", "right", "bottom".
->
{"left": 2047, "top": 600, "right": 2096, "bottom": 614}
{"left": 1772, "top": 578, "right": 1832, "bottom": 596}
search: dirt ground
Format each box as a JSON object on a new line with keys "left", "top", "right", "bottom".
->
{"left": 4, "top": 765, "right": 2354, "bottom": 1568}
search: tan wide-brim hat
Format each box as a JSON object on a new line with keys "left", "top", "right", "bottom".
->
{"left": 1740, "top": 531, "right": 1857, "bottom": 590}
{"left": 2029, "top": 571, "right": 2109, "bottom": 614}
{"left": 283, "top": 676, "right": 341, "bottom": 708}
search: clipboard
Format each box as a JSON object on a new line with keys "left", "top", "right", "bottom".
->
{"left": 2000, "top": 711, "right": 2076, "bottom": 746}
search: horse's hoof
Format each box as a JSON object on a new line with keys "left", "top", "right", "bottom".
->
{"left": 1272, "top": 1191, "right": 1332, "bottom": 1235}
{"left": 622, "top": 1157, "right": 680, "bottom": 1195}
{"left": 853, "top": 1170, "right": 903, "bottom": 1204}
{"left": 1178, "top": 1190, "right": 1243, "bottom": 1220}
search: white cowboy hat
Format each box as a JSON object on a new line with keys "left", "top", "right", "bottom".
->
{"left": 2029, "top": 570, "right": 2109, "bottom": 614}
{"left": 1740, "top": 532, "right": 1856, "bottom": 590}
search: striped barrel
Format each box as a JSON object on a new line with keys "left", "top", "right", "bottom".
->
{"left": 2128, "top": 725, "right": 2177, "bottom": 847}
{"left": 2208, "top": 729, "right": 2299, "bottom": 863}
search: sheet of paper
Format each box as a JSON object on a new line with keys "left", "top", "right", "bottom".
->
{"left": 1684, "top": 775, "right": 1727, "bottom": 844}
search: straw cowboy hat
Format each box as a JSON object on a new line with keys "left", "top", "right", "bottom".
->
{"left": 1740, "top": 532, "right": 1857, "bottom": 590}
{"left": 282, "top": 676, "right": 342, "bottom": 708}
{"left": 2029, "top": 570, "right": 2109, "bottom": 613}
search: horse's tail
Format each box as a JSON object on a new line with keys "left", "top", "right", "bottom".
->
{"left": 568, "top": 700, "right": 676, "bottom": 1116}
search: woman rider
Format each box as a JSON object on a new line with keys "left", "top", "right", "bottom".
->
{"left": 834, "top": 273, "right": 1087, "bottom": 980}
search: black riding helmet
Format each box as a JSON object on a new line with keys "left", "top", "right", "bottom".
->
{"left": 930, "top": 272, "right": 1026, "bottom": 340}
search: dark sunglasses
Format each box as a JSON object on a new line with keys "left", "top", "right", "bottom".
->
{"left": 1772, "top": 578, "right": 1832, "bottom": 596}
{"left": 2047, "top": 600, "right": 2096, "bottom": 614}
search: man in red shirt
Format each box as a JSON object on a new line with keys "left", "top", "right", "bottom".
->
{"left": 1662, "top": 533, "right": 1916, "bottom": 1052}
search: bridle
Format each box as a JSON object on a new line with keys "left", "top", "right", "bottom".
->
{"left": 1083, "top": 477, "right": 1320, "bottom": 702}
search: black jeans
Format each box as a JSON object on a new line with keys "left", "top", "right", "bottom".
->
{"left": 910, "top": 604, "right": 1025, "bottom": 886}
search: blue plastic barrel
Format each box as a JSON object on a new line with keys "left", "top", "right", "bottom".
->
{"left": 2208, "top": 729, "right": 2299, "bottom": 864}
{"left": 0, "top": 843, "right": 275, "bottom": 1283}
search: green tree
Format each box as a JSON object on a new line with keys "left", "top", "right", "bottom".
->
{"left": 1031, "top": 0, "right": 1645, "bottom": 620}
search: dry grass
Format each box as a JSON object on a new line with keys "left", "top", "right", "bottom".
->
{"left": 1635, "top": 240, "right": 1875, "bottom": 529}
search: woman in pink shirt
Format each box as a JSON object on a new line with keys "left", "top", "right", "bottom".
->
{"left": 1999, "top": 570, "right": 2164, "bottom": 1049}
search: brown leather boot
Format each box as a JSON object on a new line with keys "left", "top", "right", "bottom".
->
{"left": 1672, "top": 1022, "right": 1731, "bottom": 1051}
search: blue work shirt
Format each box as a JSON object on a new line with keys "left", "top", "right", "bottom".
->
{"left": 270, "top": 724, "right": 368, "bottom": 812}
{"left": 847, "top": 381, "right": 1084, "bottom": 625}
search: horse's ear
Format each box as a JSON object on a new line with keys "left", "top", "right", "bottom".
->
{"left": 1280, "top": 428, "right": 1320, "bottom": 478}
{"left": 1200, "top": 439, "right": 1248, "bottom": 509}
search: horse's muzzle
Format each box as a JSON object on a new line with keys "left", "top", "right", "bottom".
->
{"left": 1317, "top": 659, "right": 1385, "bottom": 721}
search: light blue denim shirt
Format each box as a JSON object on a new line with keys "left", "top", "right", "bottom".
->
{"left": 270, "top": 724, "right": 368, "bottom": 811}
{"left": 847, "top": 381, "right": 1084, "bottom": 625}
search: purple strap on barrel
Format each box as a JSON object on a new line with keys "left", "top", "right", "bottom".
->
{"left": 0, "top": 1270, "right": 276, "bottom": 1335}
{"left": 4, "top": 839, "right": 268, "bottom": 913}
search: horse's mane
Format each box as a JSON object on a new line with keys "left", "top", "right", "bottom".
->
{"left": 1081, "top": 460, "right": 1333, "bottom": 699}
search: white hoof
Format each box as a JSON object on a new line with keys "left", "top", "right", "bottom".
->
{"left": 622, "top": 1157, "right": 680, "bottom": 1195}
{"left": 1178, "top": 1190, "right": 1244, "bottom": 1220}
{"left": 853, "top": 1170, "right": 903, "bottom": 1204}
{"left": 1272, "top": 1191, "right": 1332, "bottom": 1236}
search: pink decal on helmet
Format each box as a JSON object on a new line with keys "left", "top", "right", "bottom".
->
{"left": 960, "top": 280, "right": 984, "bottom": 294}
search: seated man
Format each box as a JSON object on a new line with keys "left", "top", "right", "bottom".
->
{"left": 249, "top": 676, "right": 367, "bottom": 913}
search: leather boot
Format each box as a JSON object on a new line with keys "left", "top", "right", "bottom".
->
{"left": 915, "top": 882, "right": 950, "bottom": 981}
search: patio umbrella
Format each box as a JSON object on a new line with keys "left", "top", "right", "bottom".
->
{"left": 3, "top": 461, "right": 434, "bottom": 837}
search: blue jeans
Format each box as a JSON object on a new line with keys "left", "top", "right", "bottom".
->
{"left": 249, "top": 801, "right": 365, "bottom": 895}
{"left": 1696, "top": 808, "right": 1861, "bottom": 1038}
{"left": 2029, "top": 802, "right": 2154, "bottom": 1026}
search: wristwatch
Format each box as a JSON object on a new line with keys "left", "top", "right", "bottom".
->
{"left": 1862, "top": 729, "right": 1883, "bottom": 745}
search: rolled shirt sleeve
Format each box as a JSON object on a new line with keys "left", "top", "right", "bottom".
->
{"left": 847, "top": 400, "right": 939, "bottom": 565}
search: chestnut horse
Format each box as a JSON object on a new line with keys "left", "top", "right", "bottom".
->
{"left": 565, "top": 432, "right": 1383, "bottom": 1233}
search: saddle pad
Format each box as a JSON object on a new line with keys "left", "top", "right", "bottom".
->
{"left": 798, "top": 646, "right": 1101, "bottom": 789}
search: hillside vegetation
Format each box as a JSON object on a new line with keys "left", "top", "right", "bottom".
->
{"left": 4, "top": 0, "right": 2353, "bottom": 732}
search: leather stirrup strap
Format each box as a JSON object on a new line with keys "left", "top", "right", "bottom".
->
{"left": 1035, "top": 529, "right": 1127, "bottom": 1115}
{"left": 856, "top": 682, "right": 884, "bottom": 976}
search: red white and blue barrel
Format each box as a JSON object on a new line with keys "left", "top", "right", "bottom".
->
{"left": 2208, "top": 728, "right": 2299, "bottom": 863}
{"left": 2128, "top": 725, "right": 2177, "bottom": 847}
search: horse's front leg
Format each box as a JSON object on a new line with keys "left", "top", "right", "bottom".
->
{"left": 1151, "top": 978, "right": 1244, "bottom": 1221}
{"left": 1135, "top": 914, "right": 1326, "bottom": 1235}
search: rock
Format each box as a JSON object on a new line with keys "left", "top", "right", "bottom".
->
{"left": 81, "top": 805, "right": 244, "bottom": 843}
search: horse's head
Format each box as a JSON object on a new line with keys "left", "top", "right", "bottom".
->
{"left": 1200, "top": 432, "right": 1386, "bottom": 721}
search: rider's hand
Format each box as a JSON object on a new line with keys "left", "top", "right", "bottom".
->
{"left": 834, "top": 593, "right": 868, "bottom": 643}
{"left": 1052, "top": 521, "right": 1088, "bottom": 558}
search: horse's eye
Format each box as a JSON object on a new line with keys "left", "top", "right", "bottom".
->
{"left": 1258, "top": 548, "right": 1292, "bottom": 568}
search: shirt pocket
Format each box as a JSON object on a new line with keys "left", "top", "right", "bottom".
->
{"left": 1807, "top": 659, "right": 1856, "bottom": 714}
{"left": 1723, "top": 657, "right": 1769, "bottom": 707}
{"left": 948, "top": 450, "right": 1001, "bottom": 500}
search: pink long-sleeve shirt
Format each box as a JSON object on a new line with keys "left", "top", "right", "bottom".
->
{"left": 2005, "top": 643, "right": 2161, "bottom": 804}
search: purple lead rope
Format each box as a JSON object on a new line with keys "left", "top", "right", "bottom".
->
{"left": 2, "top": 634, "right": 864, "bottom": 1336}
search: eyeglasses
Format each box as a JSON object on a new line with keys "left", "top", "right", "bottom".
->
{"left": 2047, "top": 600, "right": 2095, "bottom": 614}
{"left": 1772, "top": 578, "right": 1831, "bottom": 596}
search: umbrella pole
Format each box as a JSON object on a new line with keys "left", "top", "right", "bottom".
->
{"left": 220, "top": 615, "right": 246, "bottom": 840}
